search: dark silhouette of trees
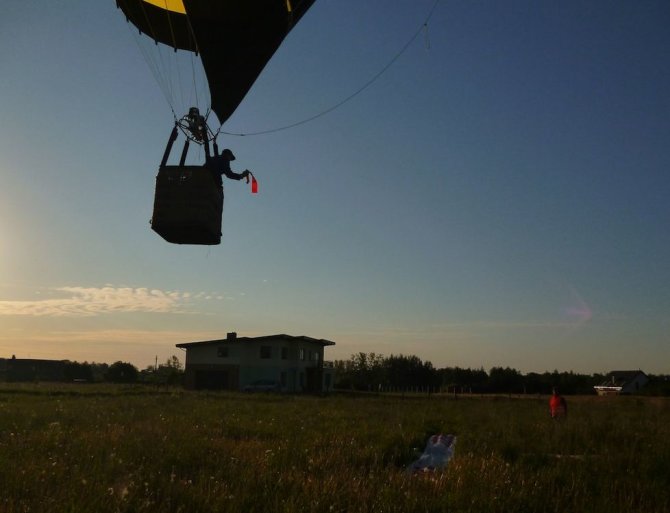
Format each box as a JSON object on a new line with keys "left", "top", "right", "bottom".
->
{"left": 642, "top": 375, "right": 670, "bottom": 396}
{"left": 437, "top": 367, "right": 488, "bottom": 392}
{"left": 63, "top": 361, "right": 94, "bottom": 382}
{"left": 333, "top": 352, "right": 616, "bottom": 394}
{"left": 140, "top": 355, "right": 184, "bottom": 385}
{"left": 488, "top": 367, "right": 524, "bottom": 393}
{"left": 106, "top": 361, "right": 139, "bottom": 383}
{"left": 333, "top": 352, "right": 385, "bottom": 390}
{"left": 383, "top": 354, "right": 438, "bottom": 389}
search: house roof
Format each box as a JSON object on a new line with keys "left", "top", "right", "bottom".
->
{"left": 176, "top": 334, "right": 335, "bottom": 349}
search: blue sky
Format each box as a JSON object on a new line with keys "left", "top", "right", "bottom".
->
{"left": 1, "top": 0, "right": 668, "bottom": 373}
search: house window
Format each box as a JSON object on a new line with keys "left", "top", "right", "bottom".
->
{"left": 217, "top": 346, "right": 229, "bottom": 358}
{"left": 280, "top": 371, "right": 287, "bottom": 387}
{"left": 312, "top": 351, "right": 319, "bottom": 362}
{"left": 260, "top": 346, "right": 272, "bottom": 359}
{"left": 299, "top": 348, "right": 305, "bottom": 361}
{"left": 281, "top": 347, "right": 288, "bottom": 360}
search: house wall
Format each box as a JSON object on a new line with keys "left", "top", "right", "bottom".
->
{"left": 184, "top": 337, "right": 327, "bottom": 392}
{"left": 621, "top": 374, "right": 649, "bottom": 394}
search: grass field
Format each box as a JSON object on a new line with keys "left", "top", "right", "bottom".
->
{"left": 0, "top": 384, "right": 668, "bottom": 512}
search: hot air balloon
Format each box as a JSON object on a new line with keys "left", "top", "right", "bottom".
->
{"left": 116, "top": 0, "right": 315, "bottom": 245}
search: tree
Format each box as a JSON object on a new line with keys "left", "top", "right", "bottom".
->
{"left": 140, "top": 356, "right": 184, "bottom": 386}
{"left": 158, "top": 355, "right": 183, "bottom": 385}
{"left": 106, "top": 361, "right": 139, "bottom": 383}
{"left": 333, "top": 352, "right": 439, "bottom": 390}
{"left": 488, "top": 367, "right": 524, "bottom": 393}
{"left": 384, "top": 354, "right": 438, "bottom": 388}
{"left": 63, "top": 361, "right": 93, "bottom": 382}
{"left": 164, "top": 355, "right": 182, "bottom": 371}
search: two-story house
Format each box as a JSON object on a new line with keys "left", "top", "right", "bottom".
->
{"left": 176, "top": 332, "right": 335, "bottom": 392}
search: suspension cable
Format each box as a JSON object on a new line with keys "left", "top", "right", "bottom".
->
{"left": 217, "top": 0, "right": 442, "bottom": 137}
{"left": 125, "top": 21, "right": 177, "bottom": 119}
{"left": 181, "top": 6, "right": 203, "bottom": 111}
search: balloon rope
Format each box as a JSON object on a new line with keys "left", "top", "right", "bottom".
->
{"left": 190, "top": 51, "right": 200, "bottom": 109}
{"left": 120, "top": 0, "right": 182, "bottom": 117}
{"left": 124, "top": 17, "right": 176, "bottom": 118}
{"left": 182, "top": 8, "right": 203, "bottom": 111}
{"left": 217, "top": 0, "right": 442, "bottom": 137}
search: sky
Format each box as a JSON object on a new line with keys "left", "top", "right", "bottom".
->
{"left": 1, "top": 0, "right": 669, "bottom": 374}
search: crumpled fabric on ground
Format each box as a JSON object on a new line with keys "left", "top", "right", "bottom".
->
{"left": 408, "top": 433, "right": 456, "bottom": 473}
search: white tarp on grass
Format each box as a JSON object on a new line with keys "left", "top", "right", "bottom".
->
{"left": 408, "top": 434, "right": 456, "bottom": 473}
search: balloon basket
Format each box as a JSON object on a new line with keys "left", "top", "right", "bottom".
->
{"left": 150, "top": 166, "right": 223, "bottom": 245}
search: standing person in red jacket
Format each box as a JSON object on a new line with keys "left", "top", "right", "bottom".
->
{"left": 549, "top": 388, "right": 568, "bottom": 419}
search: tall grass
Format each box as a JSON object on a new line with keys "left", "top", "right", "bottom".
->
{"left": 0, "top": 384, "right": 668, "bottom": 512}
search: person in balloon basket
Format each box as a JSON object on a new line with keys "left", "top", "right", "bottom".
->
{"left": 207, "top": 149, "right": 250, "bottom": 186}
{"left": 186, "top": 107, "right": 208, "bottom": 143}
{"left": 549, "top": 388, "right": 567, "bottom": 420}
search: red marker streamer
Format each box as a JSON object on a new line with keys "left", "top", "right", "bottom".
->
{"left": 244, "top": 172, "right": 258, "bottom": 194}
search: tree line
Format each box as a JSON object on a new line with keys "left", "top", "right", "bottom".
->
{"left": 333, "top": 352, "right": 670, "bottom": 395}
{"left": 2, "top": 356, "right": 184, "bottom": 385}
{"left": 65, "top": 356, "right": 184, "bottom": 385}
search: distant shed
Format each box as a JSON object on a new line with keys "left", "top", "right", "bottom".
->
{"left": 0, "top": 357, "right": 66, "bottom": 382}
{"left": 594, "top": 370, "right": 649, "bottom": 395}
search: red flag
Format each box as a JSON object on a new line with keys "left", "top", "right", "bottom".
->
{"left": 251, "top": 175, "right": 258, "bottom": 194}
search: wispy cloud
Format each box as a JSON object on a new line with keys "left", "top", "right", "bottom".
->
{"left": 0, "top": 328, "right": 213, "bottom": 346}
{"left": 0, "top": 286, "right": 203, "bottom": 317}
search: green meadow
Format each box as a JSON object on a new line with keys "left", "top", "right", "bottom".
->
{"left": 0, "top": 385, "right": 668, "bottom": 512}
